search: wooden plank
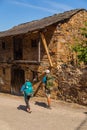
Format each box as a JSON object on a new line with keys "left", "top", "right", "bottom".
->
{"left": 40, "top": 32, "right": 53, "bottom": 67}
{"left": 13, "top": 60, "right": 40, "bottom": 64}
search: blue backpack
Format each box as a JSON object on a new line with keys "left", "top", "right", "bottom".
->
{"left": 21, "top": 81, "right": 33, "bottom": 96}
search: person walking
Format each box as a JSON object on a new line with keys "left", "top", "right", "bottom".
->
{"left": 21, "top": 79, "right": 33, "bottom": 113}
{"left": 42, "top": 69, "right": 54, "bottom": 109}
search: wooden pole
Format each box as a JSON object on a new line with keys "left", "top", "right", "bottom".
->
{"left": 40, "top": 32, "right": 53, "bottom": 67}
{"left": 38, "top": 39, "right": 40, "bottom": 62}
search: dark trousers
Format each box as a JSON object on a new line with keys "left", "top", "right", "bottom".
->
{"left": 25, "top": 95, "right": 31, "bottom": 109}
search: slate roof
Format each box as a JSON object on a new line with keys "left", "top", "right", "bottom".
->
{"left": 0, "top": 9, "right": 86, "bottom": 37}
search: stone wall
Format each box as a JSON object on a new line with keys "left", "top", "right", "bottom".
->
{"left": 55, "top": 65, "right": 87, "bottom": 106}
{"left": 54, "top": 10, "right": 87, "bottom": 66}
{"left": 32, "top": 10, "right": 87, "bottom": 106}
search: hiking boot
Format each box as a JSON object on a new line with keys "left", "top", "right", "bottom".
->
{"left": 47, "top": 105, "right": 52, "bottom": 109}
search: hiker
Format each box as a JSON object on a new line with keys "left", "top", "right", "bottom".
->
{"left": 20, "top": 79, "right": 33, "bottom": 113}
{"left": 42, "top": 69, "right": 54, "bottom": 109}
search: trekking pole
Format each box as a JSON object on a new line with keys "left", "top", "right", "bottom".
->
{"left": 33, "top": 81, "right": 42, "bottom": 97}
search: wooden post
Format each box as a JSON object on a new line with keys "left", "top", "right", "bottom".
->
{"left": 38, "top": 39, "right": 40, "bottom": 62}
{"left": 40, "top": 32, "right": 53, "bottom": 67}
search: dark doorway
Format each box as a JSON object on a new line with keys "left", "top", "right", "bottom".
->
{"left": 11, "top": 66, "right": 25, "bottom": 95}
{"left": 13, "top": 37, "right": 23, "bottom": 60}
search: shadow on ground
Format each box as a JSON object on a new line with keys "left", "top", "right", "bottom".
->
{"left": 35, "top": 101, "right": 48, "bottom": 108}
{"left": 84, "top": 112, "right": 87, "bottom": 114}
{"left": 76, "top": 111, "right": 87, "bottom": 130}
{"left": 17, "top": 105, "right": 27, "bottom": 112}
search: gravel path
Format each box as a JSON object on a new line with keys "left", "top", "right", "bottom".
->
{"left": 0, "top": 93, "right": 87, "bottom": 130}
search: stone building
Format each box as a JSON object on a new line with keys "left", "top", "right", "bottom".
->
{"left": 0, "top": 9, "right": 87, "bottom": 94}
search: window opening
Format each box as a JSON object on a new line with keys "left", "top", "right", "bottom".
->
{"left": 2, "top": 42, "right": 6, "bottom": 50}
{"left": 31, "top": 39, "right": 38, "bottom": 47}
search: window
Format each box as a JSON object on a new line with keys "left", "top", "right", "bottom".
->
{"left": 31, "top": 39, "right": 38, "bottom": 47}
{"left": 2, "top": 42, "right": 6, "bottom": 50}
{"left": 13, "top": 37, "right": 23, "bottom": 60}
{"left": 3, "top": 68, "right": 5, "bottom": 75}
{"left": 32, "top": 71, "right": 38, "bottom": 82}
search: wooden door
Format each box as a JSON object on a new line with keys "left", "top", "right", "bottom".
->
{"left": 11, "top": 67, "right": 25, "bottom": 95}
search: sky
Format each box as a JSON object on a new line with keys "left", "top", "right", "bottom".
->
{"left": 0, "top": 0, "right": 87, "bottom": 31}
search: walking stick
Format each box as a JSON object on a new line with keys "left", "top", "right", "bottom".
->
{"left": 33, "top": 81, "right": 42, "bottom": 97}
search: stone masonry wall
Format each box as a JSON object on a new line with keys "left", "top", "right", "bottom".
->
{"left": 54, "top": 10, "right": 87, "bottom": 66}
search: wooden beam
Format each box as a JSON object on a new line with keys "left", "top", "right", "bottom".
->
{"left": 40, "top": 32, "right": 53, "bottom": 67}
{"left": 13, "top": 60, "right": 40, "bottom": 64}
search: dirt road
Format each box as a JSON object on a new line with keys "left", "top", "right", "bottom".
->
{"left": 0, "top": 93, "right": 87, "bottom": 130}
